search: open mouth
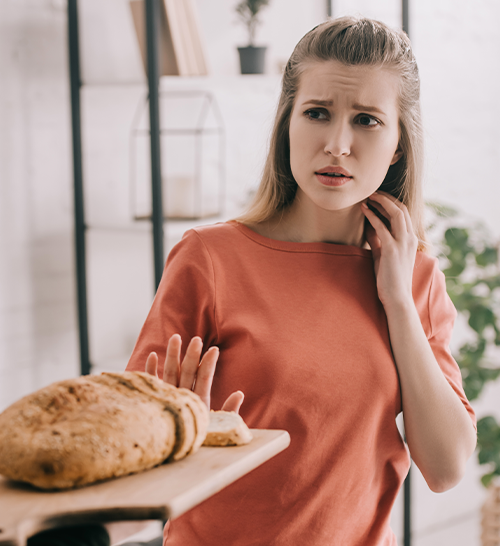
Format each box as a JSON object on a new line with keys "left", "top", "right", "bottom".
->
{"left": 320, "top": 173, "right": 351, "bottom": 178}
{"left": 315, "top": 171, "right": 353, "bottom": 186}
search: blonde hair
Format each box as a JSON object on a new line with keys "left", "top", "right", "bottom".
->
{"left": 234, "top": 15, "right": 427, "bottom": 251}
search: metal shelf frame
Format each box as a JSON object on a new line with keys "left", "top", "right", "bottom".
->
{"left": 129, "top": 89, "right": 226, "bottom": 222}
{"left": 67, "top": 0, "right": 165, "bottom": 379}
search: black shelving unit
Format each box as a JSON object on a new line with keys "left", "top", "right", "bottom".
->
{"left": 67, "top": 0, "right": 90, "bottom": 376}
{"left": 144, "top": 0, "right": 165, "bottom": 289}
{"left": 67, "top": 0, "right": 165, "bottom": 377}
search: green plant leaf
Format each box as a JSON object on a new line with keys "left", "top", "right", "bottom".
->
{"left": 458, "top": 338, "right": 487, "bottom": 362}
{"left": 483, "top": 276, "right": 500, "bottom": 291}
{"left": 477, "top": 415, "right": 500, "bottom": 432}
{"left": 476, "top": 247, "right": 498, "bottom": 267}
{"left": 444, "top": 227, "right": 471, "bottom": 254}
{"left": 426, "top": 202, "right": 500, "bottom": 487}
{"left": 476, "top": 417, "right": 500, "bottom": 489}
{"left": 235, "top": 0, "right": 269, "bottom": 18}
{"left": 456, "top": 338, "right": 491, "bottom": 401}
{"left": 443, "top": 261, "right": 466, "bottom": 278}
{"left": 468, "top": 304, "right": 496, "bottom": 334}
{"left": 481, "top": 472, "right": 496, "bottom": 487}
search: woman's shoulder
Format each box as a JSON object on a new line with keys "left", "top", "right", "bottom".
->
{"left": 186, "top": 220, "right": 241, "bottom": 243}
{"left": 414, "top": 249, "right": 439, "bottom": 274}
{"left": 412, "top": 251, "right": 454, "bottom": 333}
{"left": 413, "top": 250, "right": 440, "bottom": 284}
{"left": 166, "top": 222, "right": 243, "bottom": 269}
{"left": 173, "top": 221, "right": 245, "bottom": 254}
{"left": 413, "top": 250, "right": 442, "bottom": 294}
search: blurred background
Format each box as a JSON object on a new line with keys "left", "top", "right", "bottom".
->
{"left": 1, "top": 0, "right": 500, "bottom": 544}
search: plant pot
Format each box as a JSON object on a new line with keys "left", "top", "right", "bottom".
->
{"left": 482, "top": 483, "right": 500, "bottom": 545}
{"left": 237, "top": 46, "right": 267, "bottom": 74}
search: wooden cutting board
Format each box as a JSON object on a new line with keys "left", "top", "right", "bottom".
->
{"left": 0, "top": 429, "right": 289, "bottom": 546}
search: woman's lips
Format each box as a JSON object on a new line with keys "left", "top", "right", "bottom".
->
{"left": 315, "top": 173, "right": 353, "bottom": 187}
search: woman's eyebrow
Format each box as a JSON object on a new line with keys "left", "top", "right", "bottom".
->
{"left": 302, "top": 99, "right": 387, "bottom": 116}
{"left": 352, "top": 103, "right": 386, "bottom": 115}
{"left": 302, "top": 99, "right": 333, "bottom": 107}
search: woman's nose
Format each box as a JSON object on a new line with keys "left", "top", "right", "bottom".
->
{"left": 324, "top": 121, "right": 352, "bottom": 157}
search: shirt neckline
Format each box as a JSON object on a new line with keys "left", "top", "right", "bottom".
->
{"left": 227, "top": 220, "right": 373, "bottom": 257}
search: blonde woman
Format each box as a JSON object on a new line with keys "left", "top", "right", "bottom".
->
{"left": 127, "top": 16, "right": 477, "bottom": 546}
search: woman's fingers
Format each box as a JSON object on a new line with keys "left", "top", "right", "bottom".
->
{"left": 366, "top": 198, "right": 390, "bottom": 220}
{"left": 145, "top": 352, "right": 158, "bottom": 377}
{"left": 361, "top": 202, "right": 393, "bottom": 246}
{"left": 221, "top": 391, "right": 245, "bottom": 414}
{"left": 369, "top": 191, "right": 410, "bottom": 235}
{"left": 192, "top": 346, "right": 219, "bottom": 408}
{"left": 163, "top": 334, "right": 182, "bottom": 386}
{"left": 178, "top": 337, "right": 203, "bottom": 390}
{"left": 151, "top": 334, "right": 226, "bottom": 410}
{"left": 148, "top": 335, "right": 240, "bottom": 413}
{"left": 364, "top": 220, "right": 381, "bottom": 252}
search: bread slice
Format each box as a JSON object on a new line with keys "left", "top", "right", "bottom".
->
{"left": 202, "top": 411, "right": 253, "bottom": 446}
{"left": 177, "top": 387, "right": 210, "bottom": 455}
{"left": 100, "top": 372, "right": 206, "bottom": 461}
{"left": 0, "top": 372, "right": 209, "bottom": 490}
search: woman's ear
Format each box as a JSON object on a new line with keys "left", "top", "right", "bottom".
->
{"left": 390, "top": 145, "right": 403, "bottom": 165}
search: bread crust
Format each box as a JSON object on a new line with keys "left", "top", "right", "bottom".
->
{"left": 100, "top": 372, "right": 200, "bottom": 461}
{"left": 0, "top": 372, "right": 209, "bottom": 490}
{"left": 178, "top": 388, "right": 210, "bottom": 453}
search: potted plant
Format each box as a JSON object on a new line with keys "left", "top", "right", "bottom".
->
{"left": 427, "top": 202, "right": 500, "bottom": 487}
{"left": 428, "top": 203, "right": 500, "bottom": 543}
{"left": 235, "top": 0, "right": 270, "bottom": 74}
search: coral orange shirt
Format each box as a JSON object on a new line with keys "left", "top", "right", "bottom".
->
{"left": 126, "top": 220, "right": 476, "bottom": 546}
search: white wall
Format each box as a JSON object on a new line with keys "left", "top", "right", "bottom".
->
{"left": 1, "top": 0, "right": 500, "bottom": 544}
{"left": 0, "top": 0, "right": 78, "bottom": 407}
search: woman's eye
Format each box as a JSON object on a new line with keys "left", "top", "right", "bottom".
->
{"left": 358, "top": 114, "right": 380, "bottom": 127}
{"left": 305, "top": 109, "right": 327, "bottom": 121}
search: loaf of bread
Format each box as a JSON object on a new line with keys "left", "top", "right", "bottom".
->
{"left": 0, "top": 371, "right": 209, "bottom": 490}
{"left": 203, "top": 410, "right": 253, "bottom": 446}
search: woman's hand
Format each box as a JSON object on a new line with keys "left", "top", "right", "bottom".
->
{"left": 145, "top": 334, "right": 244, "bottom": 413}
{"left": 361, "top": 190, "right": 418, "bottom": 312}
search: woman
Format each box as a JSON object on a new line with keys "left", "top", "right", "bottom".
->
{"left": 127, "top": 15, "right": 477, "bottom": 545}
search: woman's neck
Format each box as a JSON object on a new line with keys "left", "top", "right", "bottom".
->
{"left": 252, "top": 194, "right": 368, "bottom": 248}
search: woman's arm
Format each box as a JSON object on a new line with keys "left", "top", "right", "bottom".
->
{"left": 362, "top": 191, "right": 477, "bottom": 493}
{"left": 385, "top": 301, "right": 476, "bottom": 492}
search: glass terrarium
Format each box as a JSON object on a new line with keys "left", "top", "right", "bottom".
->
{"left": 130, "top": 90, "right": 225, "bottom": 220}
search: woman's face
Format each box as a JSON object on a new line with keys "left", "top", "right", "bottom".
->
{"left": 288, "top": 60, "right": 403, "bottom": 213}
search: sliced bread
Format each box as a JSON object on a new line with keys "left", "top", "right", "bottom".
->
{"left": 0, "top": 371, "right": 208, "bottom": 489}
{"left": 202, "top": 410, "right": 253, "bottom": 446}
